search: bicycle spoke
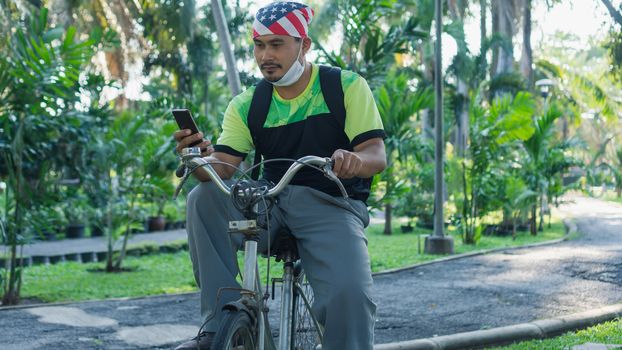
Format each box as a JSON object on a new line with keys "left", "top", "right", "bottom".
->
{"left": 292, "top": 278, "right": 322, "bottom": 350}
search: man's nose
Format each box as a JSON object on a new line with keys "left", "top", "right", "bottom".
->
{"left": 261, "top": 47, "right": 275, "bottom": 62}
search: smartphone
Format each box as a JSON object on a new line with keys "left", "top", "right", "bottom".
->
{"left": 172, "top": 109, "right": 202, "bottom": 147}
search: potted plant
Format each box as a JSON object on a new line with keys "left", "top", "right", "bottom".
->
{"left": 144, "top": 176, "right": 175, "bottom": 232}
{"left": 29, "top": 206, "right": 67, "bottom": 241}
{"left": 63, "top": 195, "right": 92, "bottom": 239}
{"left": 90, "top": 207, "right": 105, "bottom": 237}
{"left": 162, "top": 203, "right": 177, "bottom": 230}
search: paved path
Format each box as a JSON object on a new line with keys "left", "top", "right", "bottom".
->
{"left": 373, "top": 195, "right": 622, "bottom": 343}
{"left": 0, "top": 229, "right": 188, "bottom": 264}
{"left": 1, "top": 195, "right": 621, "bottom": 349}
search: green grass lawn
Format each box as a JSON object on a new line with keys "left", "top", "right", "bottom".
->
{"left": 603, "top": 192, "right": 622, "bottom": 205}
{"left": 489, "top": 318, "right": 622, "bottom": 349}
{"left": 366, "top": 219, "right": 566, "bottom": 272}
{"left": 21, "top": 252, "right": 198, "bottom": 303}
{"left": 20, "top": 217, "right": 567, "bottom": 303}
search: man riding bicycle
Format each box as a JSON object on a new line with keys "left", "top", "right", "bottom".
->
{"left": 173, "top": 2, "right": 386, "bottom": 349}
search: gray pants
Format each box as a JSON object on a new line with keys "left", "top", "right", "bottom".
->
{"left": 186, "top": 181, "right": 376, "bottom": 350}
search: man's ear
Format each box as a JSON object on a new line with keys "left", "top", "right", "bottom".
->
{"left": 302, "top": 37, "right": 312, "bottom": 55}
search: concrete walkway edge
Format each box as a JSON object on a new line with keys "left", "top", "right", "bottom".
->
{"left": 374, "top": 218, "right": 577, "bottom": 277}
{"left": 373, "top": 303, "right": 622, "bottom": 350}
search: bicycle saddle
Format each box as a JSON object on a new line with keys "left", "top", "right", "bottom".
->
{"left": 271, "top": 229, "right": 300, "bottom": 263}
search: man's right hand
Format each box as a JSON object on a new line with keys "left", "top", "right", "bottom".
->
{"left": 173, "top": 129, "right": 214, "bottom": 157}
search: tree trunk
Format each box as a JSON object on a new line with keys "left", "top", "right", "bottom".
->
{"left": 3, "top": 127, "right": 25, "bottom": 305}
{"left": 383, "top": 203, "right": 392, "bottom": 235}
{"left": 49, "top": 0, "right": 73, "bottom": 28}
{"left": 530, "top": 203, "right": 537, "bottom": 236}
{"left": 211, "top": 0, "right": 241, "bottom": 96}
{"left": 490, "top": 0, "right": 499, "bottom": 79}
{"left": 447, "top": 0, "right": 469, "bottom": 156}
{"left": 494, "top": 0, "right": 516, "bottom": 75}
{"left": 600, "top": 0, "right": 622, "bottom": 26}
{"left": 480, "top": 0, "right": 487, "bottom": 49}
{"left": 456, "top": 80, "right": 468, "bottom": 156}
{"left": 538, "top": 192, "right": 544, "bottom": 232}
{"left": 519, "top": 0, "right": 533, "bottom": 88}
{"left": 512, "top": 215, "right": 518, "bottom": 241}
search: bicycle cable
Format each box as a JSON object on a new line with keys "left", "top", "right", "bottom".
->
{"left": 184, "top": 156, "right": 337, "bottom": 347}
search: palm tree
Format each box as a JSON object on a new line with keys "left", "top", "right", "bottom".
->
{"left": 462, "top": 91, "right": 535, "bottom": 243}
{"left": 519, "top": 0, "right": 533, "bottom": 88}
{"left": 376, "top": 72, "right": 433, "bottom": 235}
{"left": 446, "top": 0, "right": 469, "bottom": 155}
{"left": 522, "top": 102, "right": 562, "bottom": 234}
{"left": 210, "top": 0, "right": 240, "bottom": 95}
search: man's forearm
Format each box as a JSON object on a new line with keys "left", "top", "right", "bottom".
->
{"left": 191, "top": 155, "right": 237, "bottom": 182}
{"left": 354, "top": 144, "right": 387, "bottom": 178}
{"left": 351, "top": 138, "right": 387, "bottom": 178}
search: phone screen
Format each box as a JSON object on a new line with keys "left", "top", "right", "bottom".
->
{"left": 172, "top": 109, "right": 201, "bottom": 147}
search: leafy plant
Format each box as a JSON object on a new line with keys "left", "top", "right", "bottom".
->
{"left": 460, "top": 91, "right": 535, "bottom": 244}
{"left": 0, "top": 8, "right": 99, "bottom": 305}
{"left": 522, "top": 101, "right": 563, "bottom": 234}
{"left": 375, "top": 70, "right": 433, "bottom": 234}
{"left": 502, "top": 176, "right": 537, "bottom": 239}
{"left": 315, "top": 0, "right": 427, "bottom": 88}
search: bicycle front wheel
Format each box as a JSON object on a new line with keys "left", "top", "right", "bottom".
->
{"left": 212, "top": 310, "right": 256, "bottom": 350}
{"left": 291, "top": 272, "right": 323, "bottom": 350}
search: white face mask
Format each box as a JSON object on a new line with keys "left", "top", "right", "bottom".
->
{"left": 271, "top": 41, "right": 305, "bottom": 87}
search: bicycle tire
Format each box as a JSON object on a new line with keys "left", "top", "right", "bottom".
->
{"left": 291, "top": 272, "right": 323, "bottom": 350}
{"left": 212, "top": 310, "right": 256, "bottom": 350}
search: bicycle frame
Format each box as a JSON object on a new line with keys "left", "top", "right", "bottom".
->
{"left": 234, "top": 221, "right": 298, "bottom": 350}
{"left": 277, "top": 250, "right": 296, "bottom": 349}
{"left": 176, "top": 149, "right": 342, "bottom": 350}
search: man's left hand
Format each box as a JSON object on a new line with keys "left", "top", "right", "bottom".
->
{"left": 331, "top": 149, "right": 362, "bottom": 179}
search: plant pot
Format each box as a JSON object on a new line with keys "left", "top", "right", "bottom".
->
{"left": 90, "top": 225, "right": 104, "bottom": 237}
{"left": 147, "top": 216, "right": 166, "bottom": 232}
{"left": 41, "top": 229, "right": 57, "bottom": 241}
{"left": 400, "top": 225, "right": 414, "bottom": 233}
{"left": 66, "top": 224, "right": 86, "bottom": 239}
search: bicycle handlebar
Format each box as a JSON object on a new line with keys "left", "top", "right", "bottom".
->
{"left": 174, "top": 147, "right": 348, "bottom": 200}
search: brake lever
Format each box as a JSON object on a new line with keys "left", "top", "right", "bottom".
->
{"left": 173, "top": 147, "right": 204, "bottom": 200}
{"left": 173, "top": 166, "right": 190, "bottom": 200}
{"left": 175, "top": 163, "right": 186, "bottom": 178}
{"left": 322, "top": 157, "right": 348, "bottom": 199}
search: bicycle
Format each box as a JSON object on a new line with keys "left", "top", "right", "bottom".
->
{"left": 174, "top": 147, "right": 348, "bottom": 350}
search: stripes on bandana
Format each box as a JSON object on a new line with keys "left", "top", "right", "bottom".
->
{"left": 252, "top": 2, "right": 314, "bottom": 38}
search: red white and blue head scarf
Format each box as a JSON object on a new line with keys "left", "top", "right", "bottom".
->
{"left": 252, "top": 1, "right": 315, "bottom": 39}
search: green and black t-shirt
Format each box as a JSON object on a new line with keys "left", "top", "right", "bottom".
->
{"left": 214, "top": 64, "right": 385, "bottom": 201}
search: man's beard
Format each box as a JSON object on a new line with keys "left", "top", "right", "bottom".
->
{"left": 261, "top": 63, "right": 282, "bottom": 82}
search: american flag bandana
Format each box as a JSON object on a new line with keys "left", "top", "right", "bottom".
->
{"left": 252, "top": 1, "right": 314, "bottom": 39}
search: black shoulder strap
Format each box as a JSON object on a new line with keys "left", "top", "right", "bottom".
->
{"left": 247, "top": 67, "right": 344, "bottom": 180}
{"left": 318, "top": 65, "right": 346, "bottom": 128}
{"left": 247, "top": 79, "right": 273, "bottom": 180}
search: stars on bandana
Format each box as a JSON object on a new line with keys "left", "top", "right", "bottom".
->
{"left": 253, "top": 2, "right": 314, "bottom": 38}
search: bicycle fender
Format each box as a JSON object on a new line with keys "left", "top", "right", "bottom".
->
{"left": 222, "top": 301, "right": 254, "bottom": 316}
